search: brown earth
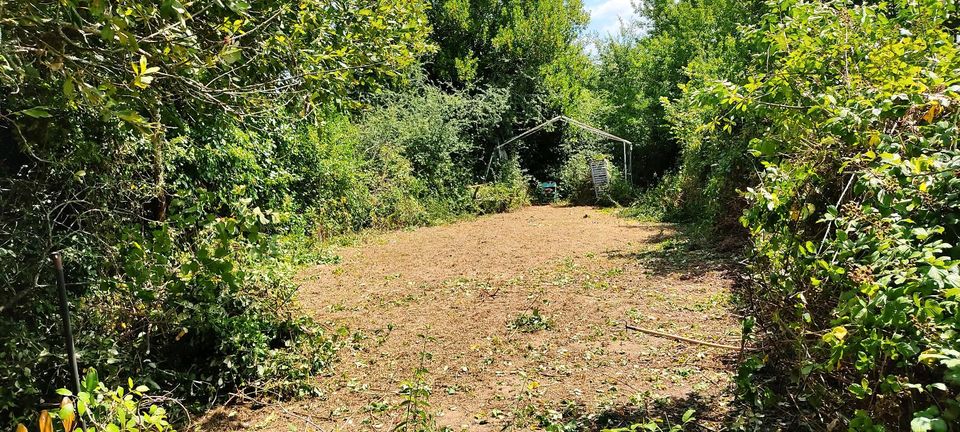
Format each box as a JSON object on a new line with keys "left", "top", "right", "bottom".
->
{"left": 201, "top": 205, "right": 742, "bottom": 431}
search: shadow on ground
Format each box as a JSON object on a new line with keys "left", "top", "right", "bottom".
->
{"left": 529, "top": 390, "right": 745, "bottom": 432}
{"left": 606, "top": 225, "right": 740, "bottom": 280}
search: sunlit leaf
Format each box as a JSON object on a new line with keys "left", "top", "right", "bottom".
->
{"left": 38, "top": 410, "right": 52, "bottom": 432}
{"left": 18, "top": 107, "right": 52, "bottom": 118}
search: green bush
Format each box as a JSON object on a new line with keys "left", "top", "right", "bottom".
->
{"left": 625, "top": 172, "right": 684, "bottom": 222}
{"left": 616, "top": 0, "right": 959, "bottom": 427}
{"left": 699, "top": 0, "right": 960, "bottom": 427}
{"left": 0, "top": 72, "right": 512, "bottom": 427}
{"left": 474, "top": 155, "right": 531, "bottom": 214}
{"left": 357, "top": 78, "right": 510, "bottom": 225}
{"left": 558, "top": 151, "right": 598, "bottom": 204}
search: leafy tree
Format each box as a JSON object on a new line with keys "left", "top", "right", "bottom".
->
{"left": 427, "top": 0, "right": 587, "bottom": 90}
{"left": 427, "top": 0, "right": 600, "bottom": 181}
{"left": 595, "top": 0, "right": 763, "bottom": 187}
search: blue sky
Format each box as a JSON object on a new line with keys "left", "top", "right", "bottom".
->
{"left": 583, "top": 0, "right": 636, "bottom": 37}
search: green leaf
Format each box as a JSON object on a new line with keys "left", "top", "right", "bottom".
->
{"left": 911, "top": 417, "right": 947, "bottom": 432}
{"left": 63, "top": 78, "right": 76, "bottom": 101}
{"left": 912, "top": 417, "right": 932, "bottom": 432}
{"left": 220, "top": 47, "right": 242, "bottom": 65}
{"left": 114, "top": 110, "right": 147, "bottom": 125}
{"left": 18, "top": 107, "right": 52, "bottom": 118}
{"left": 83, "top": 369, "right": 99, "bottom": 394}
{"left": 823, "top": 326, "right": 848, "bottom": 344}
{"left": 229, "top": 1, "right": 250, "bottom": 13}
{"left": 847, "top": 382, "right": 869, "bottom": 399}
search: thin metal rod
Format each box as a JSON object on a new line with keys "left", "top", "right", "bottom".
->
{"left": 558, "top": 116, "right": 631, "bottom": 145}
{"left": 492, "top": 115, "right": 632, "bottom": 152}
{"left": 483, "top": 142, "right": 500, "bottom": 182}
{"left": 622, "top": 143, "right": 628, "bottom": 180}
{"left": 52, "top": 252, "right": 82, "bottom": 394}
{"left": 484, "top": 115, "right": 633, "bottom": 184}
{"left": 494, "top": 116, "right": 565, "bottom": 150}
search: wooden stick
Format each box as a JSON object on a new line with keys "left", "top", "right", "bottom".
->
{"left": 625, "top": 324, "right": 744, "bottom": 351}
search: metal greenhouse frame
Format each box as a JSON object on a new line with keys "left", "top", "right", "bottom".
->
{"left": 484, "top": 115, "right": 633, "bottom": 183}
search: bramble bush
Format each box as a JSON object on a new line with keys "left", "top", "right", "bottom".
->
{"left": 698, "top": 0, "right": 960, "bottom": 428}
{"left": 356, "top": 77, "right": 511, "bottom": 226}
{"left": 613, "top": 0, "right": 960, "bottom": 427}
{"left": 475, "top": 154, "right": 532, "bottom": 214}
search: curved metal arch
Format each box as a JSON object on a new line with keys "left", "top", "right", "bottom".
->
{"left": 484, "top": 115, "right": 633, "bottom": 183}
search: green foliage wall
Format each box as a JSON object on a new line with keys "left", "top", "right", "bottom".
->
{"left": 356, "top": 79, "right": 511, "bottom": 227}
{"left": 611, "top": 0, "right": 959, "bottom": 427}
{"left": 726, "top": 1, "right": 960, "bottom": 427}
{"left": 0, "top": 0, "right": 521, "bottom": 426}
{"left": 427, "top": 0, "right": 609, "bottom": 182}
{"left": 633, "top": 0, "right": 960, "bottom": 428}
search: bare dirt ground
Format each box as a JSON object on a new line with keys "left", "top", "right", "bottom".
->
{"left": 203, "top": 205, "right": 742, "bottom": 431}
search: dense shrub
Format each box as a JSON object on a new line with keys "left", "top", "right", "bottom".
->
{"left": 0, "top": 66, "right": 523, "bottom": 428}
{"left": 612, "top": 0, "right": 959, "bottom": 428}
{"left": 475, "top": 155, "right": 531, "bottom": 214}
{"left": 0, "top": 0, "right": 436, "bottom": 425}
{"left": 357, "top": 80, "right": 510, "bottom": 225}
{"left": 701, "top": 0, "right": 960, "bottom": 428}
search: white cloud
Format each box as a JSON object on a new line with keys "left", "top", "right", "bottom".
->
{"left": 585, "top": 0, "right": 634, "bottom": 36}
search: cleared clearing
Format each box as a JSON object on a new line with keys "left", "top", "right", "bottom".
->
{"left": 203, "top": 205, "right": 741, "bottom": 431}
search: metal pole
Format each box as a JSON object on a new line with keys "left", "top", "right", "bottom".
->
{"left": 621, "top": 143, "right": 630, "bottom": 180}
{"left": 52, "top": 252, "right": 82, "bottom": 394}
{"left": 483, "top": 145, "right": 498, "bottom": 183}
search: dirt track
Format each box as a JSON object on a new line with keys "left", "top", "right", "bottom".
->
{"left": 204, "top": 206, "right": 740, "bottom": 431}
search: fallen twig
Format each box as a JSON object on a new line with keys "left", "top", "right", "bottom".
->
{"left": 624, "top": 324, "right": 745, "bottom": 351}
